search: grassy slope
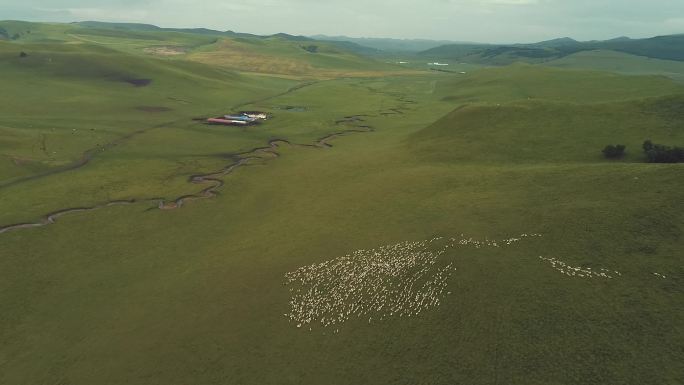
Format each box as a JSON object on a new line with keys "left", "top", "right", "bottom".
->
{"left": 433, "top": 64, "right": 682, "bottom": 104}
{"left": 0, "top": 39, "right": 299, "bottom": 223}
{"left": 601, "top": 34, "right": 684, "bottom": 61}
{"left": 546, "top": 50, "right": 684, "bottom": 83}
{"left": 411, "top": 97, "right": 684, "bottom": 164}
{"left": 1, "top": 20, "right": 406, "bottom": 78}
{"left": 0, "top": 21, "right": 417, "bottom": 224}
{"left": 411, "top": 65, "right": 684, "bottom": 163}
{"left": 0, "top": 20, "right": 74, "bottom": 42}
{"left": 0, "top": 24, "right": 683, "bottom": 385}
{"left": 0, "top": 42, "right": 412, "bottom": 225}
{"left": 187, "top": 36, "right": 404, "bottom": 77}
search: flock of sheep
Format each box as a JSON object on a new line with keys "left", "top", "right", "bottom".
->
{"left": 538, "top": 256, "right": 621, "bottom": 279}
{"left": 284, "top": 233, "right": 543, "bottom": 331}
{"left": 456, "top": 233, "right": 542, "bottom": 248}
{"left": 284, "top": 231, "right": 669, "bottom": 332}
{"left": 284, "top": 238, "right": 455, "bottom": 332}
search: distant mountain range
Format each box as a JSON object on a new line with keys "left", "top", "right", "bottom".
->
{"left": 310, "top": 35, "right": 470, "bottom": 53}
{"left": 3, "top": 21, "right": 682, "bottom": 65}
{"left": 308, "top": 33, "right": 684, "bottom": 65}
{"left": 419, "top": 34, "right": 684, "bottom": 64}
{"left": 74, "top": 21, "right": 287, "bottom": 39}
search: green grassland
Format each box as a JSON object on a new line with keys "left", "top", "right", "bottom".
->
{"left": 187, "top": 37, "right": 407, "bottom": 77}
{"left": 414, "top": 65, "right": 684, "bottom": 164}
{"left": 1, "top": 21, "right": 683, "bottom": 385}
{"left": 0, "top": 38, "right": 302, "bottom": 224}
{"left": 1, "top": 21, "right": 407, "bottom": 78}
{"left": 546, "top": 50, "right": 684, "bottom": 83}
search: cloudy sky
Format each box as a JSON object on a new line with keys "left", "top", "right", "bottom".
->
{"left": 3, "top": 0, "right": 684, "bottom": 43}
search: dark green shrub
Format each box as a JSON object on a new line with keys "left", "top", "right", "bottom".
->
{"left": 302, "top": 45, "right": 318, "bottom": 53}
{"left": 643, "top": 140, "right": 653, "bottom": 152}
{"left": 602, "top": 144, "right": 626, "bottom": 159}
{"left": 643, "top": 140, "right": 684, "bottom": 163}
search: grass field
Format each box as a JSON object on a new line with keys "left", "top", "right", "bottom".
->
{"left": 1, "top": 21, "right": 683, "bottom": 385}
{"left": 1, "top": 21, "right": 408, "bottom": 78}
{"left": 546, "top": 50, "right": 684, "bottom": 83}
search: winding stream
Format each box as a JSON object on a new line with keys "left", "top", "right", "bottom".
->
{"left": 0, "top": 79, "right": 418, "bottom": 235}
{"left": 0, "top": 110, "right": 406, "bottom": 235}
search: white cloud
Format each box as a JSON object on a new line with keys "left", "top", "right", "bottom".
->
{"left": 483, "top": 0, "right": 541, "bottom": 5}
{"left": 664, "top": 17, "right": 684, "bottom": 29}
{"left": 64, "top": 7, "right": 150, "bottom": 21}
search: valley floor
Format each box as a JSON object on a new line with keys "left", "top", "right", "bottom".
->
{"left": 0, "top": 34, "right": 683, "bottom": 385}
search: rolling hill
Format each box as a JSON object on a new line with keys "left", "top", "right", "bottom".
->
{"left": 411, "top": 65, "right": 684, "bottom": 163}
{"left": 0, "top": 20, "right": 399, "bottom": 77}
{"left": 419, "top": 33, "right": 684, "bottom": 65}
{"left": 310, "top": 35, "right": 464, "bottom": 52}
{"left": 545, "top": 50, "right": 684, "bottom": 83}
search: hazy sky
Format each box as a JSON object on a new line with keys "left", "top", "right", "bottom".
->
{"left": 2, "top": 0, "right": 684, "bottom": 43}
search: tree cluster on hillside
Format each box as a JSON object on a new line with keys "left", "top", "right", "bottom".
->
{"left": 643, "top": 140, "right": 684, "bottom": 163}
{"left": 602, "top": 144, "right": 626, "bottom": 159}
{"left": 0, "top": 27, "right": 23, "bottom": 40}
{"left": 301, "top": 45, "right": 319, "bottom": 53}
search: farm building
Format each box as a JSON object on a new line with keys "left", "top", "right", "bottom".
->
{"left": 207, "top": 118, "right": 249, "bottom": 126}
{"left": 206, "top": 111, "right": 270, "bottom": 126}
{"left": 241, "top": 111, "right": 269, "bottom": 120}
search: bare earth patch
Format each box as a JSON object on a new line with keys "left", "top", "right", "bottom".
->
{"left": 143, "top": 46, "right": 187, "bottom": 56}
